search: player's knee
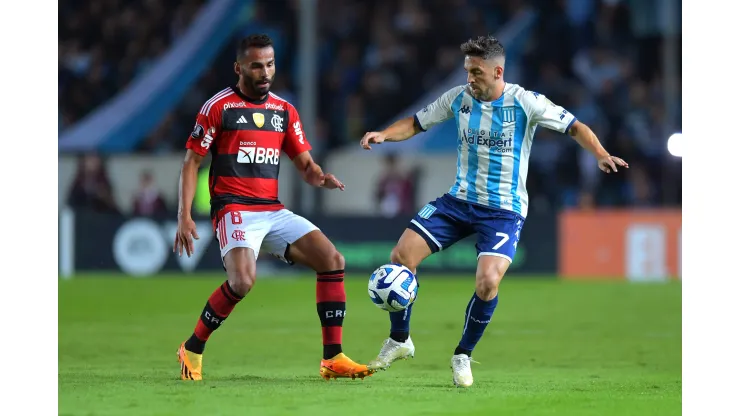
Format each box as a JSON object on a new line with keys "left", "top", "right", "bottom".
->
{"left": 316, "top": 249, "right": 344, "bottom": 272}
{"left": 229, "top": 272, "right": 255, "bottom": 296}
{"left": 390, "top": 246, "right": 418, "bottom": 270}
{"left": 328, "top": 250, "right": 345, "bottom": 271}
{"left": 228, "top": 268, "right": 256, "bottom": 296}
{"left": 475, "top": 270, "right": 502, "bottom": 301}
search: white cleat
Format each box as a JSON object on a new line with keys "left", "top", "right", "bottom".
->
{"left": 368, "top": 337, "right": 416, "bottom": 370}
{"left": 451, "top": 354, "right": 475, "bottom": 387}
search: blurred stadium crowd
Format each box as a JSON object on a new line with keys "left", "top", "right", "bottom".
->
{"left": 59, "top": 0, "right": 681, "bottom": 216}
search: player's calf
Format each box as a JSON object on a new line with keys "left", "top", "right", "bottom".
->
{"left": 181, "top": 248, "right": 255, "bottom": 361}
{"left": 454, "top": 256, "right": 509, "bottom": 358}
{"left": 287, "top": 231, "right": 348, "bottom": 358}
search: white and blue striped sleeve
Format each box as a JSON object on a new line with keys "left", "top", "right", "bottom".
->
{"left": 414, "top": 86, "right": 465, "bottom": 131}
{"left": 519, "top": 90, "right": 577, "bottom": 134}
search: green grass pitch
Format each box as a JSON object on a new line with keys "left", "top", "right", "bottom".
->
{"left": 59, "top": 274, "right": 681, "bottom": 415}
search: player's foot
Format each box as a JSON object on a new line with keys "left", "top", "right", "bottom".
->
{"left": 177, "top": 342, "right": 203, "bottom": 381}
{"left": 320, "top": 353, "right": 374, "bottom": 380}
{"left": 451, "top": 353, "right": 475, "bottom": 387}
{"left": 368, "top": 337, "right": 415, "bottom": 371}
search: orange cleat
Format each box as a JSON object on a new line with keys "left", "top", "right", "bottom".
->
{"left": 177, "top": 342, "right": 203, "bottom": 381}
{"left": 319, "top": 353, "right": 375, "bottom": 380}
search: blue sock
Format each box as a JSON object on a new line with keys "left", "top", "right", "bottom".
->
{"left": 456, "top": 293, "right": 498, "bottom": 355}
{"left": 389, "top": 303, "right": 413, "bottom": 342}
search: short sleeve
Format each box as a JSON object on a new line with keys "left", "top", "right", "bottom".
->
{"left": 282, "top": 104, "right": 312, "bottom": 159}
{"left": 519, "top": 90, "right": 577, "bottom": 133}
{"left": 185, "top": 105, "right": 223, "bottom": 156}
{"left": 414, "top": 86, "right": 465, "bottom": 131}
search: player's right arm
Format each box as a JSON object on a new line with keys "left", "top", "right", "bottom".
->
{"left": 174, "top": 109, "right": 221, "bottom": 257}
{"left": 522, "top": 90, "right": 629, "bottom": 173}
{"left": 360, "top": 86, "right": 464, "bottom": 150}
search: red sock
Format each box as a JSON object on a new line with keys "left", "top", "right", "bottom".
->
{"left": 184, "top": 281, "right": 243, "bottom": 354}
{"left": 316, "top": 270, "right": 346, "bottom": 359}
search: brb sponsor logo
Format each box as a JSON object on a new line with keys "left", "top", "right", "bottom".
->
{"left": 460, "top": 128, "right": 514, "bottom": 153}
{"left": 224, "top": 102, "right": 247, "bottom": 110}
{"left": 237, "top": 141, "right": 280, "bottom": 164}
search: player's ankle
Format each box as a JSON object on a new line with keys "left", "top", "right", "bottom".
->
{"left": 323, "top": 344, "right": 342, "bottom": 359}
{"left": 184, "top": 333, "right": 206, "bottom": 354}
{"left": 390, "top": 331, "right": 409, "bottom": 343}
{"left": 453, "top": 346, "right": 472, "bottom": 357}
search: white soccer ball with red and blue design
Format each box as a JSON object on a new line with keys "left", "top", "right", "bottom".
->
{"left": 368, "top": 264, "right": 418, "bottom": 312}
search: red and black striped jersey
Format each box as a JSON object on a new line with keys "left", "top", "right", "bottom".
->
{"left": 185, "top": 86, "right": 312, "bottom": 228}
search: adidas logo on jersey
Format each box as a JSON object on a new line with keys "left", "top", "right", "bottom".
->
{"left": 237, "top": 146, "right": 280, "bottom": 165}
{"left": 236, "top": 115, "right": 249, "bottom": 124}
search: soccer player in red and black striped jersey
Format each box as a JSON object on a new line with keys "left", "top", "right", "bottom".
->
{"left": 173, "top": 34, "right": 372, "bottom": 381}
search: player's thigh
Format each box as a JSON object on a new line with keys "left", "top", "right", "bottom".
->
{"left": 286, "top": 230, "right": 344, "bottom": 272}
{"left": 391, "top": 229, "right": 433, "bottom": 272}
{"left": 404, "top": 197, "right": 472, "bottom": 262}
{"left": 472, "top": 209, "right": 524, "bottom": 265}
{"left": 259, "top": 210, "right": 341, "bottom": 271}
{"left": 216, "top": 211, "right": 270, "bottom": 291}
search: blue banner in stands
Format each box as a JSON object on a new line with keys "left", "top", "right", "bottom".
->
{"left": 58, "top": 0, "right": 254, "bottom": 153}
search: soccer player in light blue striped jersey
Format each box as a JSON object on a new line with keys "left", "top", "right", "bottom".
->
{"left": 360, "top": 35, "right": 628, "bottom": 387}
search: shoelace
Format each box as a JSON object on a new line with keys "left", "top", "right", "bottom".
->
{"left": 379, "top": 339, "right": 401, "bottom": 356}
{"left": 452, "top": 356, "right": 481, "bottom": 371}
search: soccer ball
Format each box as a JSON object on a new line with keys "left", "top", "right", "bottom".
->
{"left": 368, "top": 264, "right": 419, "bottom": 312}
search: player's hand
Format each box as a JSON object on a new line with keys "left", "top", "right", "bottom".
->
{"left": 360, "top": 131, "right": 387, "bottom": 150}
{"left": 174, "top": 216, "right": 200, "bottom": 257}
{"left": 598, "top": 155, "right": 629, "bottom": 173}
{"left": 320, "top": 173, "right": 345, "bottom": 191}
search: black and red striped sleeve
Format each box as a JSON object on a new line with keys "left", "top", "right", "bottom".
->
{"left": 186, "top": 97, "right": 224, "bottom": 157}
{"left": 282, "top": 104, "right": 312, "bottom": 159}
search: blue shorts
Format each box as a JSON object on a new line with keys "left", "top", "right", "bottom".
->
{"left": 408, "top": 194, "right": 525, "bottom": 262}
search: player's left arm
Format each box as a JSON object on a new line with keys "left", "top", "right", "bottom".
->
{"left": 526, "top": 91, "right": 629, "bottom": 173}
{"left": 284, "top": 105, "right": 345, "bottom": 190}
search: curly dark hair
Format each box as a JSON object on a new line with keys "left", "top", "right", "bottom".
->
{"left": 460, "top": 35, "right": 505, "bottom": 60}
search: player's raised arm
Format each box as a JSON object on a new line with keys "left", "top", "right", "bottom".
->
{"left": 568, "top": 121, "right": 628, "bottom": 173}
{"left": 361, "top": 85, "right": 465, "bottom": 150}
{"left": 524, "top": 91, "right": 629, "bottom": 173}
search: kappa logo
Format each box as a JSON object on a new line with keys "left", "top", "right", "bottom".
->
{"left": 459, "top": 105, "right": 471, "bottom": 114}
{"left": 252, "top": 113, "right": 265, "bottom": 128}
{"left": 237, "top": 146, "right": 280, "bottom": 165}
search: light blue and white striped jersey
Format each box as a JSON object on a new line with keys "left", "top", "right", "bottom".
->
{"left": 414, "top": 83, "right": 577, "bottom": 218}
